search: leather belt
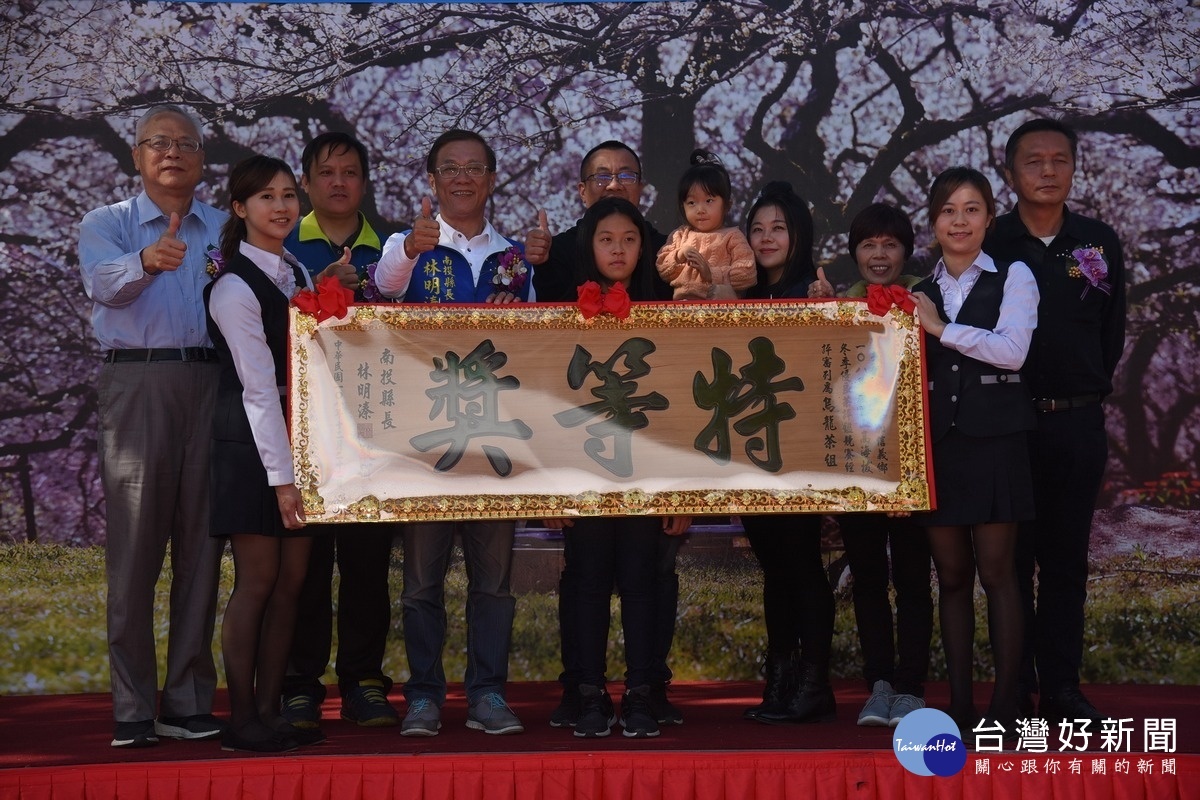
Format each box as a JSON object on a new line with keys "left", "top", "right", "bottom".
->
{"left": 928, "top": 373, "right": 1021, "bottom": 391}
{"left": 1034, "top": 394, "right": 1102, "bottom": 412}
{"left": 104, "top": 348, "right": 219, "bottom": 363}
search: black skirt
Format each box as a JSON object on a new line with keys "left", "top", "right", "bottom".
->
{"left": 922, "top": 427, "right": 1035, "bottom": 526}
{"left": 210, "top": 438, "right": 307, "bottom": 538}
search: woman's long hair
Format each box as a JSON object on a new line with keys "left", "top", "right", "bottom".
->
{"left": 743, "top": 181, "right": 816, "bottom": 297}
{"left": 573, "top": 196, "right": 659, "bottom": 302}
{"left": 219, "top": 155, "right": 296, "bottom": 266}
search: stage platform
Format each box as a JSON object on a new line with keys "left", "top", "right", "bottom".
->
{"left": 2, "top": 681, "right": 1196, "bottom": 799}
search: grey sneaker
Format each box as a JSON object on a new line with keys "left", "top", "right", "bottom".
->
{"left": 400, "top": 697, "right": 441, "bottom": 737}
{"left": 857, "top": 680, "right": 895, "bottom": 727}
{"left": 466, "top": 692, "right": 524, "bottom": 735}
{"left": 888, "top": 693, "right": 925, "bottom": 727}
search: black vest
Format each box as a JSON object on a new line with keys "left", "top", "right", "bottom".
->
{"left": 914, "top": 263, "right": 1035, "bottom": 441}
{"left": 203, "top": 252, "right": 303, "bottom": 443}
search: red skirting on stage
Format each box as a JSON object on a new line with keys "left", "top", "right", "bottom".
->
{"left": 2, "top": 682, "right": 1196, "bottom": 799}
{"left": 5, "top": 752, "right": 1198, "bottom": 800}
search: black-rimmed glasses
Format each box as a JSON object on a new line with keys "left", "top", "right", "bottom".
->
{"left": 583, "top": 171, "right": 641, "bottom": 188}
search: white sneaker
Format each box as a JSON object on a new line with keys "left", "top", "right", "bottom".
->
{"left": 857, "top": 680, "right": 895, "bottom": 727}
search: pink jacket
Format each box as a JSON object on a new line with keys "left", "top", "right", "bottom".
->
{"left": 656, "top": 226, "right": 757, "bottom": 300}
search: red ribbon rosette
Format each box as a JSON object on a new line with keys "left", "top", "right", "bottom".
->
{"left": 866, "top": 283, "right": 916, "bottom": 317}
{"left": 293, "top": 275, "right": 355, "bottom": 322}
{"left": 577, "top": 280, "right": 604, "bottom": 319}
{"left": 601, "top": 281, "right": 632, "bottom": 319}
{"left": 577, "top": 280, "right": 631, "bottom": 320}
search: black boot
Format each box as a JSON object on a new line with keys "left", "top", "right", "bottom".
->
{"left": 757, "top": 660, "right": 836, "bottom": 724}
{"left": 743, "top": 649, "right": 798, "bottom": 720}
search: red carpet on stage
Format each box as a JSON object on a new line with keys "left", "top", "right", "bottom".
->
{"left": 2, "top": 681, "right": 1197, "bottom": 798}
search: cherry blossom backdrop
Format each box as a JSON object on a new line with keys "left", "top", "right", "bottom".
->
{"left": 1, "top": 0, "right": 1197, "bottom": 544}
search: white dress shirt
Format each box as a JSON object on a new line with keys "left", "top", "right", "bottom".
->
{"left": 934, "top": 251, "right": 1039, "bottom": 372}
{"left": 208, "top": 241, "right": 312, "bottom": 486}
{"left": 374, "top": 214, "right": 520, "bottom": 298}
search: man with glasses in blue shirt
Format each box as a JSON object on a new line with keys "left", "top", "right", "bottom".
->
{"left": 374, "top": 129, "right": 548, "bottom": 738}
{"left": 79, "top": 104, "right": 226, "bottom": 749}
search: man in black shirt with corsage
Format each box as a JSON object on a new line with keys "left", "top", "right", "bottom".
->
{"left": 986, "top": 118, "right": 1126, "bottom": 725}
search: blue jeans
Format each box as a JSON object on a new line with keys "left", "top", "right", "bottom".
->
{"left": 401, "top": 521, "right": 515, "bottom": 705}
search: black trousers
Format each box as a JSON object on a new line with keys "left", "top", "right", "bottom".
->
{"left": 742, "top": 514, "right": 833, "bottom": 668}
{"left": 565, "top": 518, "right": 664, "bottom": 689}
{"left": 1018, "top": 404, "right": 1108, "bottom": 696}
{"left": 558, "top": 526, "right": 682, "bottom": 688}
{"left": 284, "top": 523, "right": 398, "bottom": 699}
{"left": 839, "top": 514, "right": 933, "bottom": 696}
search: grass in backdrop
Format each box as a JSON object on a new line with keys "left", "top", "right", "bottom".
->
{"left": 2, "top": 542, "right": 1197, "bottom": 694}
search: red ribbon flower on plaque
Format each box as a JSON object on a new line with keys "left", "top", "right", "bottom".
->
{"left": 577, "top": 280, "right": 632, "bottom": 320}
{"left": 293, "top": 275, "right": 355, "bottom": 322}
{"left": 866, "top": 283, "right": 916, "bottom": 317}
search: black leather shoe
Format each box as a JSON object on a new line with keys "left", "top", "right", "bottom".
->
{"left": 221, "top": 722, "right": 300, "bottom": 753}
{"left": 756, "top": 661, "right": 836, "bottom": 726}
{"left": 1040, "top": 687, "right": 1103, "bottom": 725}
{"left": 948, "top": 706, "right": 980, "bottom": 739}
{"left": 274, "top": 719, "right": 326, "bottom": 746}
{"left": 757, "top": 682, "right": 836, "bottom": 724}
{"left": 743, "top": 649, "right": 798, "bottom": 720}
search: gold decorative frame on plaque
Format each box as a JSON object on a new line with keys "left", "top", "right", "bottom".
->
{"left": 289, "top": 300, "right": 932, "bottom": 522}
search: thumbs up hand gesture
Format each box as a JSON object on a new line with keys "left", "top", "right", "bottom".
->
{"left": 141, "top": 212, "right": 186, "bottom": 275}
{"left": 319, "top": 246, "right": 359, "bottom": 289}
{"left": 404, "top": 196, "right": 440, "bottom": 259}
{"left": 523, "top": 208, "right": 551, "bottom": 266}
{"left": 807, "top": 266, "right": 834, "bottom": 298}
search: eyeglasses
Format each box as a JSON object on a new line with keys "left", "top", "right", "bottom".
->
{"left": 433, "top": 163, "right": 491, "bottom": 179}
{"left": 583, "top": 172, "right": 641, "bottom": 188}
{"left": 137, "top": 135, "right": 202, "bottom": 153}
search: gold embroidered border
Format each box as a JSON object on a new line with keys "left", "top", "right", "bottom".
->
{"left": 290, "top": 300, "right": 931, "bottom": 522}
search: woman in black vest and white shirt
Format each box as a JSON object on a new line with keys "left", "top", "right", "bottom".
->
{"left": 205, "top": 156, "right": 320, "bottom": 753}
{"left": 910, "top": 167, "right": 1038, "bottom": 738}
